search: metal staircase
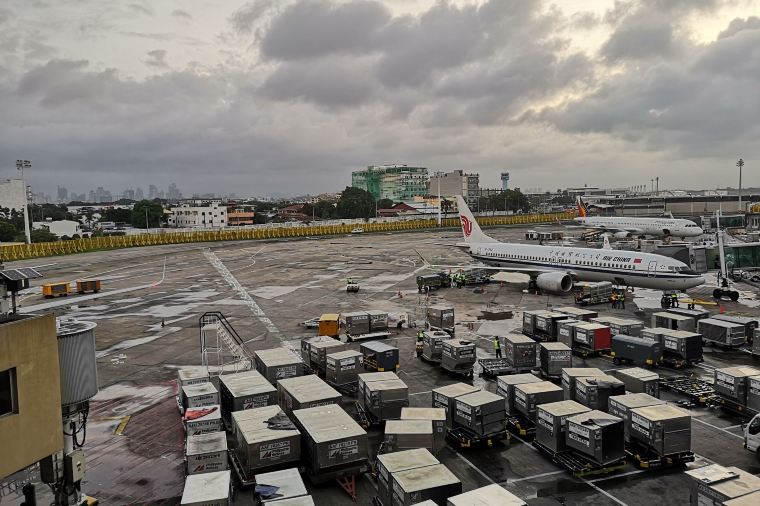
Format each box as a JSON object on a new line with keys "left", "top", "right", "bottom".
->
{"left": 199, "top": 312, "right": 253, "bottom": 374}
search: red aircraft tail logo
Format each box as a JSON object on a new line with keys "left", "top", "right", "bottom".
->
{"left": 578, "top": 197, "right": 588, "bottom": 218}
{"left": 460, "top": 215, "right": 473, "bottom": 237}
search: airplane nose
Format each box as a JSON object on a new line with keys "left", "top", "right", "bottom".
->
{"left": 690, "top": 275, "right": 705, "bottom": 288}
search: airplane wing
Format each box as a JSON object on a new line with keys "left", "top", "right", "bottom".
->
{"left": 414, "top": 249, "right": 557, "bottom": 277}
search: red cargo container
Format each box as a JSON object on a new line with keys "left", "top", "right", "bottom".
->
{"left": 574, "top": 323, "right": 612, "bottom": 351}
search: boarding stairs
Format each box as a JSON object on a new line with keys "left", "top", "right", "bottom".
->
{"left": 199, "top": 311, "right": 253, "bottom": 374}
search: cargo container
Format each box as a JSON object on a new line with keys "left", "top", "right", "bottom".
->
{"left": 277, "top": 376, "right": 341, "bottom": 416}
{"left": 267, "top": 497, "right": 314, "bottom": 506}
{"left": 357, "top": 371, "right": 399, "bottom": 399}
{"left": 75, "top": 279, "right": 101, "bottom": 294}
{"left": 713, "top": 367, "right": 760, "bottom": 405}
{"left": 555, "top": 306, "right": 598, "bottom": 321}
{"left": 748, "top": 376, "right": 760, "bottom": 414}
{"left": 309, "top": 339, "right": 347, "bottom": 373}
{"left": 363, "top": 378, "right": 409, "bottom": 421}
{"left": 255, "top": 348, "right": 305, "bottom": 384}
{"left": 629, "top": 404, "right": 691, "bottom": 456}
{"left": 292, "top": 405, "right": 368, "bottom": 478}
{"left": 652, "top": 312, "right": 697, "bottom": 333}
{"left": 253, "top": 468, "right": 308, "bottom": 504}
{"left": 400, "top": 408, "right": 446, "bottom": 454}
{"left": 698, "top": 318, "right": 746, "bottom": 348}
{"left": 452, "top": 390, "right": 507, "bottom": 437}
{"left": 185, "top": 405, "right": 223, "bottom": 436}
{"left": 503, "top": 334, "right": 538, "bottom": 369}
{"left": 427, "top": 305, "right": 455, "bottom": 332}
{"left": 232, "top": 406, "right": 301, "bottom": 475}
{"left": 441, "top": 339, "right": 476, "bottom": 375}
{"left": 367, "top": 310, "right": 389, "bottom": 332}
{"left": 522, "top": 310, "right": 551, "bottom": 337}
{"left": 640, "top": 327, "right": 668, "bottom": 342}
{"left": 342, "top": 311, "right": 371, "bottom": 336}
{"left": 614, "top": 368, "right": 660, "bottom": 397}
{"left": 561, "top": 368, "right": 605, "bottom": 400}
{"left": 376, "top": 449, "right": 439, "bottom": 506}
{"left": 183, "top": 383, "right": 220, "bottom": 410}
{"left": 219, "top": 370, "right": 278, "bottom": 424}
{"left": 557, "top": 319, "right": 582, "bottom": 348}
{"left": 565, "top": 410, "right": 625, "bottom": 466}
{"left": 722, "top": 490, "right": 760, "bottom": 506}
{"left": 42, "top": 282, "right": 71, "bottom": 298}
{"left": 608, "top": 317, "right": 644, "bottom": 338}
{"left": 325, "top": 350, "right": 363, "bottom": 386}
{"left": 360, "top": 341, "right": 400, "bottom": 372}
{"left": 607, "top": 393, "right": 665, "bottom": 442}
{"left": 658, "top": 329, "right": 703, "bottom": 365}
{"left": 178, "top": 367, "right": 210, "bottom": 406}
{"left": 390, "top": 463, "right": 462, "bottom": 506}
{"left": 712, "top": 314, "right": 759, "bottom": 341}
{"left": 664, "top": 308, "right": 711, "bottom": 321}
{"left": 575, "top": 375, "right": 626, "bottom": 411}
{"left": 180, "top": 470, "right": 230, "bottom": 506}
{"left": 574, "top": 281, "right": 613, "bottom": 306}
{"left": 496, "top": 373, "right": 542, "bottom": 416}
{"left": 754, "top": 329, "right": 760, "bottom": 357}
{"left": 301, "top": 336, "right": 338, "bottom": 368}
{"left": 534, "top": 312, "right": 570, "bottom": 341}
{"left": 685, "top": 464, "right": 760, "bottom": 506}
{"left": 383, "top": 420, "right": 434, "bottom": 453}
{"left": 432, "top": 383, "right": 480, "bottom": 428}
{"left": 535, "top": 400, "right": 590, "bottom": 453}
{"left": 447, "top": 484, "right": 527, "bottom": 506}
{"left": 573, "top": 323, "right": 612, "bottom": 353}
{"left": 421, "top": 331, "right": 447, "bottom": 363}
{"left": 611, "top": 335, "right": 662, "bottom": 367}
{"left": 318, "top": 314, "right": 340, "bottom": 338}
{"left": 539, "top": 342, "right": 572, "bottom": 378}
{"left": 514, "top": 381, "right": 564, "bottom": 422}
{"left": 186, "top": 432, "right": 228, "bottom": 475}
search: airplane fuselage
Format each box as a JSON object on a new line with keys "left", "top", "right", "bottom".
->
{"left": 469, "top": 242, "right": 705, "bottom": 290}
{"left": 574, "top": 216, "right": 703, "bottom": 238}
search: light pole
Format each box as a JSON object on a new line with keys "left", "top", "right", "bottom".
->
{"left": 15, "top": 159, "right": 32, "bottom": 244}
{"left": 433, "top": 171, "right": 444, "bottom": 226}
{"left": 737, "top": 158, "right": 744, "bottom": 211}
{"left": 145, "top": 207, "right": 149, "bottom": 231}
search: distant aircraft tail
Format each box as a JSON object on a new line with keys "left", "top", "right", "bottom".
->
{"left": 577, "top": 197, "right": 588, "bottom": 218}
{"left": 602, "top": 234, "right": 612, "bottom": 250}
{"left": 455, "top": 196, "right": 497, "bottom": 244}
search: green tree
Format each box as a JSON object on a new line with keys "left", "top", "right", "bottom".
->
{"left": 336, "top": 187, "right": 375, "bottom": 219}
{"left": 253, "top": 213, "right": 268, "bottom": 224}
{"left": 376, "top": 198, "right": 394, "bottom": 210}
{"left": 30, "top": 228, "right": 58, "bottom": 243}
{"left": 0, "top": 222, "right": 16, "bottom": 242}
{"left": 132, "top": 200, "right": 164, "bottom": 228}
{"left": 478, "top": 190, "right": 531, "bottom": 214}
{"left": 103, "top": 207, "right": 133, "bottom": 223}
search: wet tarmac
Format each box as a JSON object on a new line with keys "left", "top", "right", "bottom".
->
{"left": 3, "top": 226, "right": 760, "bottom": 505}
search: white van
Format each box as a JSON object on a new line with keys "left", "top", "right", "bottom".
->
{"left": 744, "top": 413, "right": 760, "bottom": 458}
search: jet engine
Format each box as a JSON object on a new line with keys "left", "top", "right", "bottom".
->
{"left": 535, "top": 272, "right": 573, "bottom": 293}
{"left": 613, "top": 231, "right": 629, "bottom": 239}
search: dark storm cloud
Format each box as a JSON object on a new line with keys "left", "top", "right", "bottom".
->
{"left": 718, "top": 16, "right": 760, "bottom": 38}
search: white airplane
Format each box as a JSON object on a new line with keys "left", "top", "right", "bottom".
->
{"left": 455, "top": 196, "right": 705, "bottom": 292}
{"left": 574, "top": 197, "right": 703, "bottom": 238}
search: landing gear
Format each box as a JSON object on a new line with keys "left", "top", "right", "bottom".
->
{"left": 713, "top": 288, "right": 740, "bottom": 302}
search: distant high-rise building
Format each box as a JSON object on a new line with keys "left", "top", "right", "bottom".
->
{"left": 501, "top": 172, "right": 510, "bottom": 191}
{"left": 123, "top": 188, "right": 135, "bottom": 200}
{"left": 57, "top": 186, "right": 68, "bottom": 203}
{"left": 428, "top": 170, "right": 480, "bottom": 207}
{"left": 167, "top": 183, "right": 182, "bottom": 201}
{"left": 148, "top": 185, "right": 158, "bottom": 200}
{"left": 352, "top": 165, "right": 429, "bottom": 201}
{"left": 135, "top": 187, "right": 144, "bottom": 200}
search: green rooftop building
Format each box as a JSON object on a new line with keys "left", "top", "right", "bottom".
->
{"left": 351, "top": 165, "right": 429, "bottom": 202}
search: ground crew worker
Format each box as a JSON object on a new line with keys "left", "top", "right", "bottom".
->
{"left": 672, "top": 293, "right": 679, "bottom": 307}
{"left": 610, "top": 293, "right": 617, "bottom": 309}
{"left": 493, "top": 337, "right": 502, "bottom": 358}
{"left": 619, "top": 291, "right": 625, "bottom": 309}
{"left": 417, "top": 329, "right": 424, "bottom": 342}
{"left": 347, "top": 276, "right": 353, "bottom": 284}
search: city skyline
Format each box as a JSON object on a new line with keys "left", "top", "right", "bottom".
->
{"left": 1, "top": 1, "right": 759, "bottom": 197}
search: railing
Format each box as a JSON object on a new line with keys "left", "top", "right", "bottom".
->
{"left": 199, "top": 311, "right": 252, "bottom": 374}
{"left": 0, "top": 211, "right": 574, "bottom": 262}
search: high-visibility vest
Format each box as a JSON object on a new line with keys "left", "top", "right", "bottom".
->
{"left": 493, "top": 339, "right": 500, "bottom": 350}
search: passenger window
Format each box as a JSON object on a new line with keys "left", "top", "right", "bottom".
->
{"left": 750, "top": 417, "right": 760, "bottom": 435}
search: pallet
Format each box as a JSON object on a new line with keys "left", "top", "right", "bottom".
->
{"left": 354, "top": 402, "right": 382, "bottom": 429}
{"left": 478, "top": 359, "right": 534, "bottom": 378}
{"left": 708, "top": 396, "right": 759, "bottom": 418}
{"left": 228, "top": 449, "right": 258, "bottom": 488}
{"left": 446, "top": 426, "right": 509, "bottom": 449}
{"left": 506, "top": 416, "right": 535, "bottom": 438}
{"left": 307, "top": 461, "right": 369, "bottom": 501}
{"left": 532, "top": 440, "right": 627, "bottom": 478}
{"left": 572, "top": 348, "right": 609, "bottom": 359}
{"left": 625, "top": 445, "right": 695, "bottom": 469}
{"left": 326, "top": 380, "right": 359, "bottom": 397}
{"left": 659, "top": 376, "right": 714, "bottom": 405}
{"left": 346, "top": 331, "right": 390, "bottom": 343}
{"left": 441, "top": 364, "right": 475, "bottom": 378}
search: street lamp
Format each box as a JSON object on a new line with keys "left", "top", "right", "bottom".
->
{"left": 15, "top": 159, "right": 32, "bottom": 244}
{"left": 433, "top": 171, "right": 444, "bottom": 226}
{"left": 737, "top": 158, "right": 744, "bottom": 211}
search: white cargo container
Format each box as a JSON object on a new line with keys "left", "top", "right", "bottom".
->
{"left": 185, "top": 405, "right": 223, "bottom": 436}
{"left": 183, "top": 383, "right": 220, "bottom": 410}
{"left": 253, "top": 467, "right": 308, "bottom": 504}
{"left": 186, "top": 432, "right": 228, "bottom": 475}
{"left": 180, "top": 470, "right": 230, "bottom": 506}
{"left": 447, "top": 484, "right": 527, "bottom": 505}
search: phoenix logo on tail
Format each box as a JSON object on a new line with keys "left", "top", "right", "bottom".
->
{"left": 460, "top": 215, "right": 473, "bottom": 237}
{"left": 577, "top": 197, "right": 588, "bottom": 218}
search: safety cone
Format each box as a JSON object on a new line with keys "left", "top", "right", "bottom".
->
{"left": 719, "top": 305, "right": 725, "bottom": 314}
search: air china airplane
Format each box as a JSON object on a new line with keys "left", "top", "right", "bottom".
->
{"left": 574, "top": 197, "right": 703, "bottom": 238}
{"left": 456, "top": 196, "right": 705, "bottom": 293}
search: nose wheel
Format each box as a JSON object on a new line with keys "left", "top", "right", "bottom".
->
{"left": 713, "top": 288, "right": 740, "bottom": 301}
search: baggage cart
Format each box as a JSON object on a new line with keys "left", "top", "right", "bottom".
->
{"left": 421, "top": 331, "right": 447, "bottom": 363}
{"left": 318, "top": 314, "right": 340, "bottom": 338}
{"left": 561, "top": 368, "right": 605, "bottom": 401}
{"left": 390, "top": 464, "right": 462, "bottom": 506}
{"left": 539, "top": 342, "right": 572, "bottom": 379}
{"left": 573, "top": 281, "right": 613, "bottom": 306}
{"left": 432, "top": 383, "right": 480, "bottom": 429}
{"left": 712, "top": 314, "right": 759, "bottom": 342}
{"left": 555, "top": 306, "right": 599, "bottom": 321}
{"left": 573, "top": 323, "right": 612, "bottom": 356}
{"left": 219, "top": 370, "right": 277, "bottom": 427}
{"left": 614, "top": 368, "right": 660, "bottom": 397}
{"left": 503, "top": 334, "right": 538, "bottom": 369}
{"left": 658, "top": 375, "right": 714, "bottom": 405}
{"left": 685, "top": 464, "right": 760, "bottom": 506}
{"left": 699, "top": 318, "right": 746, "bottom": 348}
{"left": 325, "top": 350, "right": 363, "bottom": 389}
{"left": 652, "top": 312, "right": 697, "bottom": 333}
{"left": 277, "top": 375, "right": 341, "bottom": 416}
{"left": 255, "top": 347, "right": 305, "bottom": 384}
{"left": 42, "top": 281, "right": 71, "bottom": 298}
{"left": 608, "top": 393, "right": 665, "bottom": 443}
{"left": 75, "top": 279, "right": 100, "bottom": 294}
{"left": 535, "top": 400, "right": 590, "bottom": 454}
{"left": 656, "top": 329, "right": 704, "bottom": 368}
{"left": 375, "top": 449, "right": 439, "bottom": 506}
{"left": 400, "top": 407, "right": 446, "bottom": 454}
{"left": 478, "top": 358, "right": 527, "bottom": 378}
{"left": 532, "top": 439, "right": 626, "bottom": 478}
{"left": 440, "top": 339, "right": 476, "bottom": 377}
{"left": 611, "top": 335, "right": 662, "bottom": 367}
{"left": 565, "top": 410, "right": 625, "bottom": 467}
{"left": 360, "top": 341, "right": 399, "bottom": 372}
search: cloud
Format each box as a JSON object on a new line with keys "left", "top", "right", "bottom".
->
{"left": 144, "top": 49, "right": 168, "bottom": 69}
{"left": 171, "top": 9, "right": 193, "bottom": 22}
{"left": 718, "top": 16, "right": 760, "bottom": 38}
{"left": 128, "top": 3, "right": 153, "bottom": 16}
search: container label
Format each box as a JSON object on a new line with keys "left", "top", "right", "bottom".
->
{"left": 630, "top": 413, "right": 650, "bottom": 434}
{"left": 568, "top": 424, "right": 590, "bottom": 446}
{"left": 664, "top": 337, "right": 678, "bottom": 350}
{"left": 537, "top": 410, "right": 553, "bottom": 431}
{"left": 243, "top": 394, "right": 271, "bottom": 409}
{"left": 515, "top": 389, "right": 527, "bottom": 407}
{"left": 552, "top": 351, "right": 572, "bottom": 360}
{"left": 275, "top": 366, "right": 297, "bottom": 379}
{"left": 260, "top": 441, "right": 291, "bottom": 460}
{"left": 328, "top": 439, "right": 358, "bottom": 459}
{"left": 456, "top": 401, "right": 472, "bottom": 414}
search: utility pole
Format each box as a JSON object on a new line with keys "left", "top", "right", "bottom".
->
{"left": 655, "top": 177, "right": 659, "bottom": 194}
{"left": 434, "top": 171, "right": 443, "bottom": 226}
{"left": 145, "top": 207, "right": 149, "bottom": 231}
{"left": 737, "top": 158, "right": 744, "bottom": 211}
{"left": 15, "top": 160, "right": 32, "bottom": 244}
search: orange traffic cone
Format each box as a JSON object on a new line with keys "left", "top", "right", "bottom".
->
{"left": 719, "top": 305, "right": 725, "bottom": 314}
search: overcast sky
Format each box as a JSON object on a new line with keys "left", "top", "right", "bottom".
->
{"left": 1, "top": 0, "right": 759, "bottom": 197}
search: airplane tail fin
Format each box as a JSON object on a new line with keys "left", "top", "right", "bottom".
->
{"left": 577, "top": 197, "right": 588, "bottom": 218}
{"left": 602, "top": 233, "right": 612, "bottom": 250}
{"left": 455, "top": 196, "right": 497, "bottom": 244}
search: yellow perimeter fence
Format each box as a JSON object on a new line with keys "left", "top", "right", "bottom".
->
{"left": 0, "top": 212, "right": 573, "bottom": 262}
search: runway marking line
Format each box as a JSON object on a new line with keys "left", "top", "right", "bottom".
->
{"left": 692, "top": 416, "right": 744, "bottom": 439}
